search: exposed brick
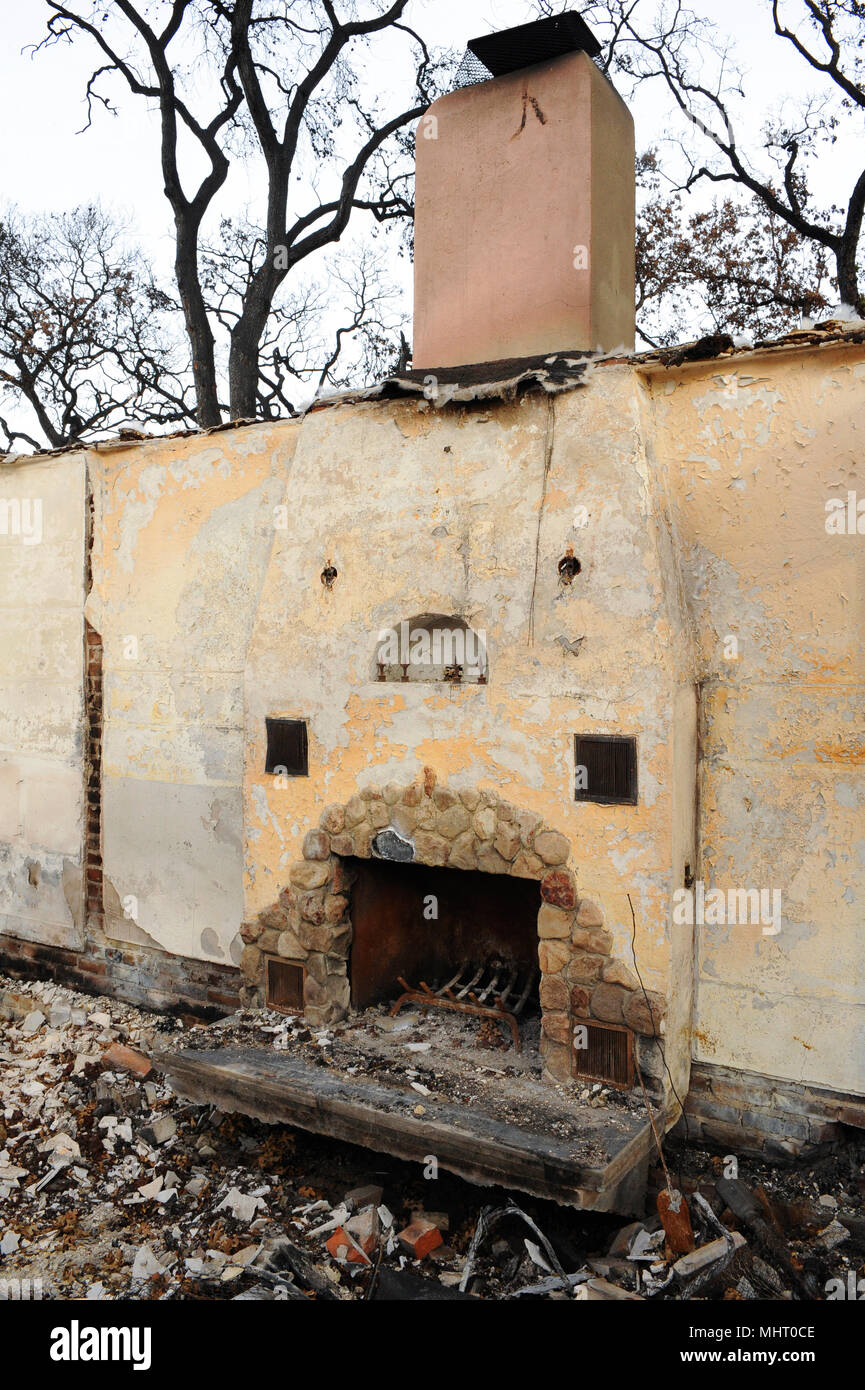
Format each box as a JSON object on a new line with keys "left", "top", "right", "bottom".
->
{"left": 101, "top": 1043, "right": 152, "bottom": 1078}
{"left": 397, "top": 1219, "right": 443, "bottom": 1261}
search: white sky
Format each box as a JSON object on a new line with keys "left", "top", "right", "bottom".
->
{"left": 0, "top": 1, "right": 858, "bottom": 354}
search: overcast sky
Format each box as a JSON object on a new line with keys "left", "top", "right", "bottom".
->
{"left": 0, "top": 0, "right": 857, "bottom": 406}
{"left": 2, "top": 2, "right": 853, "bottom": 254}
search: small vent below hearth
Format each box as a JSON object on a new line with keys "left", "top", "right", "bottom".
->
{"left": 574, "top": 1019, "right": 634, "bottom": 1089}
{"left": 265, "top": 957, "right": 305, "bottom": 1013}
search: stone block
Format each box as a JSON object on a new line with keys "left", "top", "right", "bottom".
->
{"left": 569, "top": 984, "right": 591, "bottom": 1013}
{"left": 476, "top": 847, "right": 510, "bottom": 875}
{"left": 590, "top": 982, "right": 628, "bottom": 1023}
{"left": 540, "top": 869, "right": 577, "bottom": 909}
{"left": 540, "top": 1036, "right": 572, "bottom": 1082}
{"left": 438, "top": 805, "right": 471, "bottom": 839}
{"left": 602, "top": 959, "right": 638, "bottom": 990}
{"left": 320, "top": 804, "right": 345, "bottom": 834}
{"left": 572, "top": 926, "right": 613, "bottom": 955}
{"left": 303, "top": 829, "right": 331, "bottom": 861}
{"left": 299, "top": 892, "right": 326, "bottom": 926}
{"left": 239, "top": 945, "right": 262, "bottom": 982}
{"left": 493, "top": 823, "right": 521, "bottom": 861}
{"left": 538, "top": 939, "right": 570, "bottom": 975}
{"left": 258, "top": 905, "right": 288, "bottom": 932}
{"left": 433, "top": 787, "right": 459, "bottom": 810}
{"left": 290, "top": 861, "right": 331, "bottom": 890}
{"left": 576, "top": 899, "right": 604, "bottom": 928}
{"left": 413, "top": 831, "right": 450, "bottom": 866}
{"left": 537, "top": 902, "right": 573, "bottom": 938}
{"left": 566, "top": 952, "right": 605, "bottom": 985}
{"left": 539, "top": 975, "right": 569, "bottom": 1011}
{"left": 533, "top": 830, "right": 569, "bottom": 865}
{"left": 542, "top": 1010, "right": 571, "bottom": 1045}
{"left": 277, "top": 930, "right": 307, "bottom": 960}
{"left": 512, "top": 850, "right": 543, "bottom": 879}
{"left": 448, "top": 831, "right": 478, "bottom": 871}
{"left": 331, "top": 858, "right": 358, "bottom": 894}
{"left": 515, "top": 808, "right": 542, "bottom": 847}
{"left": 623, "top": 990, "right": 666, "bottom": 1035}
{"left": 324, "top": 893, "right": 349, "bottom": 924}
{"left": 344, "top": 794, "right": 366, "bottom": 827}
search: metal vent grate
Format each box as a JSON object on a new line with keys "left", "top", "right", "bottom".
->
{"left": 451, "top": 48, "right": 494, "bottom": 90}
{"left": 573, "top": 1019, "right": 634, "bottom": 1089}
{"left": 265, "top": 957, "right": 304, "bottom": 1013}
{"left": 574, "top": 734, "right": 638, "bottom": 805}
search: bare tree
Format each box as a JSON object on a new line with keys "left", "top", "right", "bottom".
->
{"left": 536, "top": 0, "right": 865, "bottom": 323}
{"left": 635, "top": 150, "right": 830, "bottom": 346}
{"left": 41, "top": 1, "right": 444, "bottom": 425}
{"left": 200, "top": 220, "right": 404, "bottom": 413}
{"left": 0, "top": 205, "right": 194, "bottom": 454}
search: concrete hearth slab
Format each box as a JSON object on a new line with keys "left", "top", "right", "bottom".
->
{"left": 154, "top": 1046, "right": 660, "bottom": 1213}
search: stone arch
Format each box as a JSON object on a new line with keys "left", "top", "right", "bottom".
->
{"left": 240, "top": 769, "right": 665, "bottom": 1084}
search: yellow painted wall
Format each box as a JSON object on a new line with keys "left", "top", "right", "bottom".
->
{"left": 644, "top": 345, "right": 865, "bottom": 1093}
{"left": 87, "top": 423, "right": 298, "bottom": 964}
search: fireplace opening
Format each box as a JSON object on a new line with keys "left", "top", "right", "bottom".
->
{"left": 347, "top": 858, "right": 541, "bottom": 1043}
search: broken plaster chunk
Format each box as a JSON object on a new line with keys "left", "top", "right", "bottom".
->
{"left": 673, "top": 1231, "right": 746, "bottom": 1280}
{"left": 131, "top": 1244, "right": 164, "bottom": 1280}
{"left": 142, "top": 1114, "right": 177, "bottom": 1146}
{"left": 817, "top": 1219, "right": 849, "bottom": 1251}
{"left": 216, "top": 1187, "right": 266, "bottom": 1223}
{"left": 21, "top": 1011, "right": 45, "bottom": 1036}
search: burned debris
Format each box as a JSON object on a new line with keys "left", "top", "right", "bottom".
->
{"left": 2, "top": 972, "right": 863, "bottom": 1304}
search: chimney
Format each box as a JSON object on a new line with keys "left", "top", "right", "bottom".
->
{"left": 412, "top": 12, "right": 635, "bottom": 369}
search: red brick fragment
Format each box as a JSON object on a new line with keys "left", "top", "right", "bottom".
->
{"left": 397, "top": 1219, "right": 443, "bottom": 1261}
{"left": 101, "top": 1042, "right": 152, "bottom": 1078}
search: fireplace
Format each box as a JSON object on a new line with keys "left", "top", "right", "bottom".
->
{"left": 348, "top": 858, "right": 540, "bottom": 1011}
{"left": 240, "top": 773, "right": 668, "bottom": 1092}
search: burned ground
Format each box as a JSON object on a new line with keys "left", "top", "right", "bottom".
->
{"left": 1, "top": 972, "right": 863, "bottom": 1302}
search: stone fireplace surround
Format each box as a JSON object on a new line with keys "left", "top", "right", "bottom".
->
{"left": 239, "top": 770, "right": 666, "bottom": 1085}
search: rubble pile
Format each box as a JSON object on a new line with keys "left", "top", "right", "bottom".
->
{"left": 1, "top": 972, "right": 862, "bottom": 1301}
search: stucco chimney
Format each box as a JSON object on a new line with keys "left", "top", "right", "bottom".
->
{"left": 412, "top": 13, "right": 635, "bottom": 369}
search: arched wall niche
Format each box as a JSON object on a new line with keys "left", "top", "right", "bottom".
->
{"left": 373, "top": 612, "right": 488, "bottom": 684}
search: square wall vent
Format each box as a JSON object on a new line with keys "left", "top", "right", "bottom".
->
{"left": 573, "top": 1019, "right": 634, "bottom": 1089}
{"left": 265, "top": 957, "right": 305, "bottom": 1014}
{"left": 265, "top": 718, "right": 309, "bottom": 776}
{"left": 574, "top": 734, "right": 638, "bottom": 805}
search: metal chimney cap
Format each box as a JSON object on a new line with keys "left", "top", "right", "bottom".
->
{"left": 467, "top": 11, "right": 602, "bottom": 79}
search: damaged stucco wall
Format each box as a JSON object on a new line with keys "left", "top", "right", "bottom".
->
{"left": 85, "top": 424, "right": 298, "bottom": 966}
{"left": 0, "top": 451, "right": 88, "bottom": 947}
{"left": 244, "top": 367, "right": 696, "bottom": 1095}
{"left": 2, "top": 336, "right": 861, "bottom": 1108}
{"left": 644, "top": 344, "right": 865, "bottom": 1095}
